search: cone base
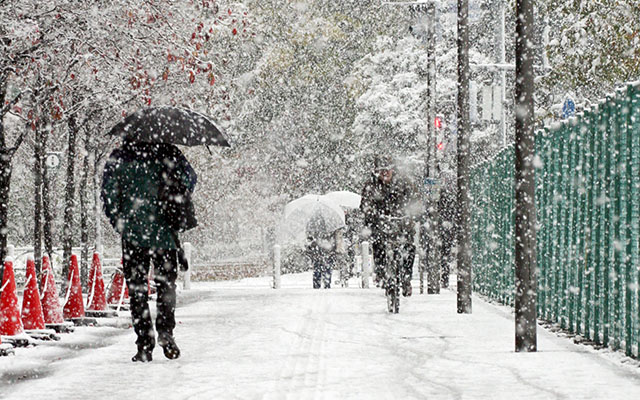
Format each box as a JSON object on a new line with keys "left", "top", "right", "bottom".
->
{"left": 108, "top": 303, "right": 130, "bottom": 311}
{"left": 85, "top": 310, "right": 118, "bottom": 318}
{"left": 0, "top": 343, "right": 15, "bottom": 356}
{"left": 45, "top": 323, "right": 75, "bottom": 334}
{"left": 0, "top": 335, "right": 34, "bottom": 348}
{"left": 66, "top": 317, "right": 98, "bottom": 327}
{"left": 25, "top": 329, "right": 61, "bottom": 341}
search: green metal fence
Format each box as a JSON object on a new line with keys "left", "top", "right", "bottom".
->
{"left": 470, "top": 82, "right": 640, "bottom": 358}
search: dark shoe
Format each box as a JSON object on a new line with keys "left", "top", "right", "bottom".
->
{"left": 132, "top": 348, "right": 153, "bottom": 362}
{"left": 402, "top": 281, "right": 412, "bottom": 297}
{"left": 158, "top": 333, "right": 180, "bottom": 360}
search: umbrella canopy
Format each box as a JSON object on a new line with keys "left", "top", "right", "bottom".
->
{"left": 279, "top": 194, "right": 346, "bottom": 244}
{"left": 108, "top": 106, "right": 231, "bottom": 147}
{"left": 323, "top": 191, "right": 361, "bottom": 210}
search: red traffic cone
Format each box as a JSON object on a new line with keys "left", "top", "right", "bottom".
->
{"left": 21, "top": 256, "right": 45, "bottom": 330}
{"left": 107, "top": 263, "right": 129, "bottom": 305}
{"left": 86, "top": 252, "right": 107, "bottom": 311}
{"left": 40, "top": 255, "right": 64, "bottom": 324}
{"left": 0, "top": 258, "right": 25, "bottom": 336}
{"left": 63, "top": 254, "right": 85, "bottom": 319}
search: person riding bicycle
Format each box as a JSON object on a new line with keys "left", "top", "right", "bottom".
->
{"left": 360, "top": 155, "right": 420, "bottom": 296}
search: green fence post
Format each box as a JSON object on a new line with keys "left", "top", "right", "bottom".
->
{"left": 593, "top": 102, "right": 606, "bottom": 345}
{"left": 574, "top": 114, "right": 588, "bottom": 336}
{"left": 602, "top": 97, "right": 614, "bottom": 346}
{"left": 633, "top": 83, "right": 640, "bottom": 358}
{"left": 622, "top": 84, "right": 634, "bottom": 356}
{"left": 583, "top": 109, "right": 595, "bottom": 341}
{"left": 550, "top": 130, "right": 563, "bottom": 322}
{"left": 559, "top": 125, "right": 571, "bottom": 328}
{"left": 566, "top": 119, "right": 579, "bottom": 333}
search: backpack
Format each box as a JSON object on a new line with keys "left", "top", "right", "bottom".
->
{"left": 159, "top": 161, "right": 198, "bottom": 232}
{"left": 161, "top": 188, "right": 198, "bottom": 232}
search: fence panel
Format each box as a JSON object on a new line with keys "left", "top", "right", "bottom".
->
{"left": 470, "top": 82, "right": 640, "bottom": 358}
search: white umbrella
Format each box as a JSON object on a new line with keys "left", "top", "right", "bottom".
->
{"left": 279, "top": 194, "right": 346, "bottom": 244}
{"left": 323, "top": 191, "right": 361, "bottom": 210}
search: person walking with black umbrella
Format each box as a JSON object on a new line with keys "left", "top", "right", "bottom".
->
{"left": 102, "top": 107, "right": 229, "bottom": 362}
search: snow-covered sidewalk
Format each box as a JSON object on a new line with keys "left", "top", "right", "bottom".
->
{"left": 2, "top": 272, "right": 640, "bottom": 399}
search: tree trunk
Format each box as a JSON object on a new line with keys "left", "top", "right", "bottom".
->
{"left": 0, "top": 149, "right": 12, "bottom": 274}
{"left": 79, "top": 137, "right": 90, "bottom": 290}
{"left": 456, "top": 0, "right": 472, "bottom": 314}
{"left": 61, "top": 114, "right": 78, "bottom": 295}
{"left": 33, "top": 119, "right": 44, "bottom": 275}
{"left": 94, "top": 148, "right": 103, "bottom": 252}
{"left": 514, "top": 0, "right": 537, "bottom": 352}
{"left": 0, "top": 79, "right": 25, "bottom": 280}
{"left": 42, "top": 133, "right": 54, "bottom": 267}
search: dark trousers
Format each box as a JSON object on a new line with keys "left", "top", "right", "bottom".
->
{"left": 122, "top": 241, "right": 178, "bottom": 350}
{"left": 441, "top": 243, "right": 452, "bottom": 288}
{"left": 312, "top": 257, "right": 333, "bottom": 289}
{"left": 372, "top": 240, "right": 415, "bottom": 284}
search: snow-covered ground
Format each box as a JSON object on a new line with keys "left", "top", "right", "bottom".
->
{"left": 2, "top": 272, "right": 640, "bottom": 399}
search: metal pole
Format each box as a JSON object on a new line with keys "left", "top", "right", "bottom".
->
{"left": 514, "top": 0, "right": 537, "bottom": 352}
{"left": 94, "top": 149, "right": 102, "bottom": 252}
{"left": 499, "top": 0, "right": 507, "bottom": 147}
{"left": 273, "top": 244, "right": 281, "bottom": 289}
{"left": 361, "top": 241, "right": 370, "bottom": 289}
{"left": 456, "top": 0, "right": 472, "bottom": 314}
{"left": 426, "top": 2, "right": 442, "bottom": 295}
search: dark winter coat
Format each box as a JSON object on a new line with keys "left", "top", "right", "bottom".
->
{"left": 305, "top": 233, "right": 337, "bottom": 265}
{"left": 101, "top": 141, "right": 197, "bottom": 249}
{"left": 360, "top": 172, "right": 420, "bottom": 242}
{"left": 437, "top": 186, "right": 458, "bottom": 253}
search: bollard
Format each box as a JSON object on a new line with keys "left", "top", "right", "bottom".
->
{"left": 183, "top": 242, "right": 192, "bottom": 290}
{"left": 273, "top": 245, "right": 281, "bottom": 289}
{"left": 355, "top": 256, "right": 362, "bottom": 287}
{"left": 361, "top": 241, "right": 370, "bottom": 289}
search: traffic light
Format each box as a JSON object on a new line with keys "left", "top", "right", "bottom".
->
{"left": 437, "top": 142, "right": 445, "bottom": 151}
{"left": 434, "top": 116, "right": 442, "bottom": 129}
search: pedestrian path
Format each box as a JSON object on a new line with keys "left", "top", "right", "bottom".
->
{"left": 2, "top": 272, "right": 640, "bottom": 399}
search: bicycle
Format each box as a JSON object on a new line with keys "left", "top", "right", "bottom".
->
{"left": 378, "top": 215, "right": 413, "bottom": 314}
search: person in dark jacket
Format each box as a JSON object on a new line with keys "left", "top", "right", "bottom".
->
{"left": 101, "top": 139, "right": 196, "bottom": 362}
{"left": 360, "top": 155, "right": 420, "bottom": 296}
{"left": 305, "top": 214, "right": 337, "bottom": 289}
{"left": 438, "top": 185, "right": 457, "bottom": 288}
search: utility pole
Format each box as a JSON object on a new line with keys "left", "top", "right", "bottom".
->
{"left": 412, "top": 1, "right": 441, "bottom": 295}
{"left": 456, "top": 0, "right": 472, "bottom": 313}
{"left": 386, "top": 0, "right": 440, "bottom": 295}
{"left": 498, "top": 0, "right": 507, "bottom": 147}
{"left": 514, "top": 0, "right": 537, "bottom": 352}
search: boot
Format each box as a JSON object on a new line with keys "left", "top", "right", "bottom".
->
{"left": 132, "top": 346, "right": 153, "bottom": 362}
{"left": 158, "top": 332, "right": 181, "bottom": 360}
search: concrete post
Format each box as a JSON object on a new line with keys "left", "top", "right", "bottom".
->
{"left": 361, "top": 241, "right": 370, "bottom": 289}
{"left": 183, "top": 242, "right": 192, "bottom": 290}
{"left": 273, "top": 244, "right": 281, "bottom": 289}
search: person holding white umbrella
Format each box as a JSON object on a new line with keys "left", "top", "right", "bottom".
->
{"left": 280, "top": 195, "right": 346, "bottom": 288}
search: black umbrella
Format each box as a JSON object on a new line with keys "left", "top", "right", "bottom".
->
{"left": 108, "top": 106, "right": 231, "bottom": 147}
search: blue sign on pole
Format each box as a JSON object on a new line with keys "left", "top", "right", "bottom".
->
{"left": 562, "top": 97, "right": 575, "bottom": 119}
